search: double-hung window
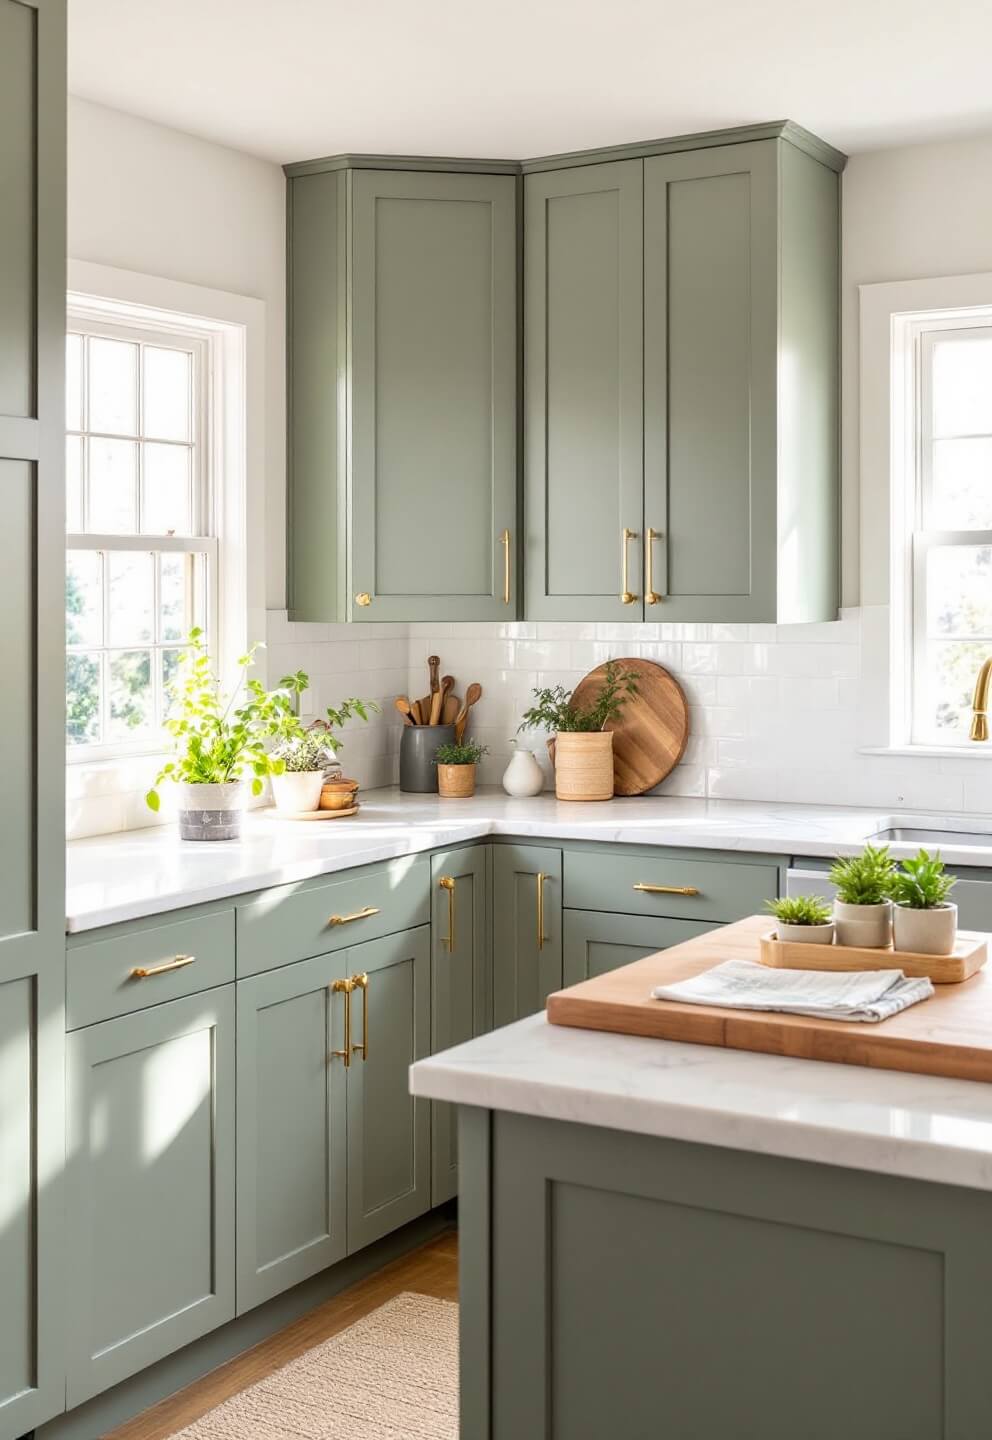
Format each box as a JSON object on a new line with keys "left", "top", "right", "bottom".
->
{"left": 909, "top": 318, "right": 992, "bottom": 746}
{"left": 66, "top": 315, "right": 217, "bottom": 757}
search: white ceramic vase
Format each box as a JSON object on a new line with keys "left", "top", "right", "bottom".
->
{"left": 502, "top": 746, "right": 545, "bottom": 797}
{"left": 833, "top": 899, "right": 892, "bottom": 949}
{"left": 271, "top": 770, "right": 324, "bottom": 813}
{"left": 177, "top": 781, "right": 245, "bottom": 841}
{"left": 777, "top": 921, "right": 835, "bottom": 946}
{"left": 893, "top": 902, "right": 958, "bottom": 956}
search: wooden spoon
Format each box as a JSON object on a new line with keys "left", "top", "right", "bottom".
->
{"left": 394, "top": 697, "right": 415, "bottom": 726}
{"left": 454, "top": 681, "right": 483, "bottom": 742}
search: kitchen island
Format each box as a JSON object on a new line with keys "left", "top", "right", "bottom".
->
{"left": 411, "top": 995, "right": 992, "bottom": 1438}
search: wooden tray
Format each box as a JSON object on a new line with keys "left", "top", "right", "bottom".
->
{"left": 569, "top": 657, "right": 689, "bottom": 796}
{"left": 546, "top": 915, "right": 992, "bottom": 1084}
{"left": 758, "top": 929, "right": 987, "bottom": 984}
{"left": 264, "top": 805, "right": 359, "bottom": 821}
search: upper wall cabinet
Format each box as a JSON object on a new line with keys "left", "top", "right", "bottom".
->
{"left": 525, "top": 137, "right": 840, "bottom": 623}
{"left": 288, "top": 167, "right": 518, "bottom": 622}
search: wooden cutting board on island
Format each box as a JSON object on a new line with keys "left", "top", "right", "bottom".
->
{"left": 547, "top": 914, "right": 992, "bottom": 1084}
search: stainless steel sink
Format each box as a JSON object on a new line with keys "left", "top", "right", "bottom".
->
{"left": 870, "top": 826, "right": 992, "bottom": 848}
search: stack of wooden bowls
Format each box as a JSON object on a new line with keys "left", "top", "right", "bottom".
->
{"left": 320, "top": 777, "right": 360, "bottom": 811}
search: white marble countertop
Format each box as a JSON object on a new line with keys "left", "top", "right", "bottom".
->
{"left": 66, "top": 787, "right": 992, "bottom": 932}
{"left": 409, "top": 1012, "right": 992, "bottom": 1191}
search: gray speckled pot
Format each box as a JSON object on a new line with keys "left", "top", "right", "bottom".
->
{"left": 177, "top": 781, "right": 245, "bottom": 841}
{"left": 400, "top": 725, "right": 455, "bottom": 793}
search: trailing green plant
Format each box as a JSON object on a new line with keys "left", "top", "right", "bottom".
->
{"left": 145, "top": 629, "right": 378, "bottom": 809}
{"left": 889, "top": 849, "right": 957, "bottom": 910}
{"left": 765, "top": 895, "right": 833, "bottom": 927}
{"left": 434, "top": 740, "right": 489, "bottom": 766}
{"left": 828, "top": 844, "right": 896, "bottom": 906}
{"left": 518, "top": 660, "right": 638, "bottom": 735}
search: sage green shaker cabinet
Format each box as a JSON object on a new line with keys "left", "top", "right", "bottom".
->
{"left": 235, "top": 952, "right": 349, "bottom": 1314}
{"left": 524, "top": 161, "right": 645, "bottom": 620}
{"left": 563, "top": 910, "right": 715, "bottom": 986}
{"left": 430, "top": 847, "right": 491, "bottom": 1204}
{"left": 288, "top": 167, "right": 518, "bottom": 622}
{"left": 0, "top": 1, "right": 66, "bottom": 1436}
{"left": 64, "top": 989, "right": 236, "bottom": 1407}
{"left": 493, "top": 845, "right": 563, "bottom": 1026}
{"left": 346, "top": 927, "right": 432, "bottom": 1251}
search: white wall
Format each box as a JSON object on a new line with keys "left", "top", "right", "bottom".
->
{"left": 67, "top": 96, "right": 288, "bottom": 608}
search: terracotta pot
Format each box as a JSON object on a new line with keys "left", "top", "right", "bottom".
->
{"left": 437, "top": 763, "right": 476, "bottom": 798}
{"left": 893, "top": 902, "right": 958, "bottom": 956}
{"left": 552, "top": 731, "right": 614, "bottom": 802}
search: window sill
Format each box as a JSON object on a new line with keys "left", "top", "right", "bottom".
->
{"left": 859, "top": 745, "right": 992, "bottom": 760}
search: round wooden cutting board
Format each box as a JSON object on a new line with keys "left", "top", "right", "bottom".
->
{"left": 569, "top": 658, "right": 689, "bottom": 796}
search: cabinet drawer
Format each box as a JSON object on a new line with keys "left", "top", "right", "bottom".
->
{"left": 564, "top": 850, "right": 777, "bottom": 924}
{"left": 66, "top": 910, "right": 235, "bottom": 1030}
{"left": 236, "top": 858, "right": 430, "bottom": 977}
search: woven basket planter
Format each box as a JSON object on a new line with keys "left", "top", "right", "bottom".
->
{"left": 437, "top": 763, "right": 477, "bottom": 798}
{"left": 552, "top": 731, "right": 614, "bottom": 802}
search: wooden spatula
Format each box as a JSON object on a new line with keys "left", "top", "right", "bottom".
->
{"left": 454, "top": 681, "right": 482, "bottom": 742}
{"left": 417, "top": 655, "right": 442, "bottom": 726}
{"left": 430, "top": 674, "right": 454, "bottom": 726}
{"left": 442, "top": 692, "right": 461, "bottom": 724}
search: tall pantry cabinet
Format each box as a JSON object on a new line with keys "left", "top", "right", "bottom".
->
{"left": 0, "top": 1, "right": 67, "bottom": 1437}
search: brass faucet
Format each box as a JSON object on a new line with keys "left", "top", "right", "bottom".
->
{"left": 970, "top": 657, "right": 992, "bottom": 741}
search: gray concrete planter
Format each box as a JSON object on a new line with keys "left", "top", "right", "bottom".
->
{"left": 893, "top": 902, "right": 958, "bottom": 957}
{"left": 833, "top": 899, "right": 892, "bottom": 949}
{"left": 177, "top": 781, "right": 245, "bottom": 841}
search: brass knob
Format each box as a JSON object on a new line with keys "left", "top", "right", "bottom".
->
{"left": 355, "top": 592, "right": 372, "bottom": 608}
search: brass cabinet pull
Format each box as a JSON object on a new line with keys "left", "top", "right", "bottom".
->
{"left": 355, "top": 592, "right": 372, "bottom": 607}
{"left": 130, "top": 954, "right": 195, "bottom": 979}
{"left": 351, "top": 972, "right": 369, "bottom": 1061}
{"left": 645, "top": 528, "right": 662, "bottom": 605}
{"left": 439, "top": 875, "right": 456, "bottom": 951}
{"left": 536, "top": 872, "right": 548, "bottom": 950}
{"left": 620, "top": 527, "right": 638, "bottom": 604}
{"left": 330, "top": 976, "right": 355, "bottom": 1066}
{"left": 500, "top": 529, "right": 511, "bottom": 605}
{"left": 633, "top": 882, "right": 700, "bottom": 897}
{"left": 328, "top": 905, "right": 379, "bottom": 927}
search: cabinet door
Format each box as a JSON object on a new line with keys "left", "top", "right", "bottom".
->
{"left": 236, "top": 952, "right": 349, "bottom": 1314}
{"left": 643, "top": 141, "right": 778, "bottom": 620}
{"left": 430, "top": 847, "right": 491, "bottom": 1204}
{"left": 563, "top": 910, "right": 715, "bottom": 987}
{"left": 350, "top": 170, "right": 517, "bottom": 621}
{"left": 0, "top": 4, "right": 65, "bottom": 1434}
{"left": 524, "top": 160, "right": 644, "bottom": 620}
{"left": 65, "top": 989, "right": 235, "bottom": 1407}
{"left": 493, "top": 845, "right": 562, "bottom": 1026}
{"left": 346, "top": 927, "right": 431, "bottom": 1252}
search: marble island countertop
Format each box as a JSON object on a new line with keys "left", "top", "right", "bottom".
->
{"left": 66, "top": 787, "right": 992, "bottom": 932}
{"left": 409, "top": 1011, "right": 992, "bottom": 1192}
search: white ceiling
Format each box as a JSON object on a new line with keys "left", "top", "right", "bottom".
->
{"left": 69, "top": 0, "right": 992, "bottom": 166}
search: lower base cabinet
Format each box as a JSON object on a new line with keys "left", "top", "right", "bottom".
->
{"left": 64, "top": 989, "right": 236, "bottom": 1408}
{"left": 493, "top": 844, "right": 563, "bottom": 1025}
{"left": 563, "top": 910, "right": 715, "bottom": 985}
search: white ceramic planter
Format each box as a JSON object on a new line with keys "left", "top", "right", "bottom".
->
{"left": 833, "top": 899, "right": 892, "bottom": 949}
{"left": 177, "top": 781, "right": 245, "bottom": 841}
{"left": 893, "top": 902, "right": 958, "bottom": 956}
{"left": 502, "top": 747, "right": 545, "bottom": 797}
{"left": 271, "top": 770, "right": 324, "bottom": 813}
{"left": 776, "top": 921, "right": 835, "bottom": 946}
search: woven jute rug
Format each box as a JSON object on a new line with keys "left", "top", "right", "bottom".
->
{"left": 170, "top": 1292, "right": 458, "bottom": 1439}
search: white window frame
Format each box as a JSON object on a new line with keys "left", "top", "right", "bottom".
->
{"left": 859, "top": 273, "right": 992, "bottom": 759}
{"left": 66, "top": 260, "right": 267, "bottom": 775}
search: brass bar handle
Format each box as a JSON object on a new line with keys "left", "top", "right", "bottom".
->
{"left": 500, "top": 529, "right": 511, "bottom": 605}
{"left": 439, "top": 875, "right": 456, "bottom": 951}
{"left": 328, "top": 905, "right": 380, "bottom": 927}
{"left": 130, "top": 954, "right": 195, "bottom": 979}
{"left": 536, "top": 872, "right": 548, "bottom": 951}
{"left": 645, "top": 527, "right": 662, "bottom": 605}
{"left": 633, "top": 882, "right": 700, "bottom": 897}
{"left": 620, "top": 527, "right": 638, "bottom": 605}
{"left": 330, "top": 976, "right": 354, "bottom": 1066}
{"left": 351, "top": 973, "right": 369, "bottom": 1061}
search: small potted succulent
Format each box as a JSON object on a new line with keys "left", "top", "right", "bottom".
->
{"left": 890, "top": 849, "right": 958, "bottom": 956}
{"left": 828, "top": 844, "right": 896, "bottom": 948}
{"left": 518, "top": 660, "right": 638, "bottom": 802}
{"left": 765, "top": 895, "right": 835, "bottom": 945}
{"left": 434, "top": 739, "right": 489, "bottom": 798}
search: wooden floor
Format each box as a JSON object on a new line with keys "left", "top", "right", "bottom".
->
{"left": 105, "top": 1229, "right": 459, "bottom": 1440}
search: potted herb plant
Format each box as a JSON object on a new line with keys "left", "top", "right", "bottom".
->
{"left": 765, "top": 895, "right": 835, "bottom": 945}
{"left": 890, "top": 849, "right": 958, "bottom": 956}
{"left": 828, "top": 844, "right": 896, "bottom": 948}
{"left": 434, "top": 739, "right": 488, "bottom": 798}
{"left": 269, "top": 700, "right": 379, "bottom": 814}
{"left": 518, "top": 660, "right": 638, "bottom": 802}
